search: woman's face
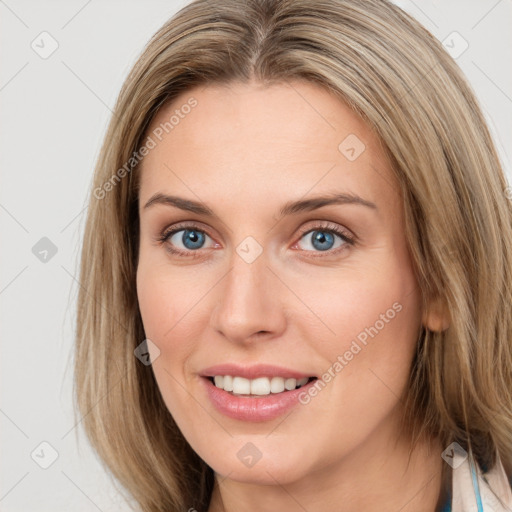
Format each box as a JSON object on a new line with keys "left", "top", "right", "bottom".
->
{"left": 136, "top": 80, "right": 424, "bottom": 485}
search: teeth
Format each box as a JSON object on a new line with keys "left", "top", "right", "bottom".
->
{"left": 223, "top": 375, "right": 233, "bottom": 391}
{"left": 285, "top": 378, "right": 297, "bottom": 390}
{"left": 270, "top": 376, "right": 285, "bottom": 393}
{"left": 251, "top": 377, "right": 270, "bottom": 395}
{"left": 232, "top": 376, "right": 251, "bottom": 394}
{"left": 211, "top": 375, "right": 312, "bottom": 395}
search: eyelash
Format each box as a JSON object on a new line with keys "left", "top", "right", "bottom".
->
{"left": 155, "top": 221, "right": 356, "bottom": 259}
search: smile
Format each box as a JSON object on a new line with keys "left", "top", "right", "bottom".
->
{"left": 199, "top": 364, "right": 319, "bottom": 422}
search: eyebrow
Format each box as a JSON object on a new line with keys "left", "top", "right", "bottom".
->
{"left": 143, "top": 192, "right": 377, "bottom": 218}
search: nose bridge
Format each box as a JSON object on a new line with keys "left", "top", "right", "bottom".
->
{"left": 211, "top": 242, "right": 285, "bottom": 342}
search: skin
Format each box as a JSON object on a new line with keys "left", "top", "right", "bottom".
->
{"left": 136, "top": 80, "right": 450, "bottom": 511}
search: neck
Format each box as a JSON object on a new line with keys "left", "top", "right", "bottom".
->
{"left": 207, "top": 412, "right": 446, "bottom": 512}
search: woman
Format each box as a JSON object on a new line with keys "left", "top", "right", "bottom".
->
{"left": 74, "top": 0, "right": 512, "bottom": 510}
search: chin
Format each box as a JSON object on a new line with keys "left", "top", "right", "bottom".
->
{"left": 193, "top": 434, "right": 317, "bottom": 485}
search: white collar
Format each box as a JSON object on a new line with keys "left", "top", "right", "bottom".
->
{"left": 451, "top": 452, "right": 512, "bottom": 511}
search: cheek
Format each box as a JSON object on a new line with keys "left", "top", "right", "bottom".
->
{"left": 290, "top": 257, "right": 421, "bottom": 411}
{"left": 320, "top": 274, "right": 421, "bottom": 421}
{"left": 290, "top": 274, "right": 421, "bottom": 468}
{"left": 136, "top": 265, "right": 202, "bottom": 421}
{"left": 137, "top": 268, "right": 170, "bottom": 341}
{"left": 284, "top": 261, "right": 421, "bottom": 358}
{"left": 135, "top": 260, "right": 218, "bottom": 385}
{"left": 136, "top": 260, "right": 202, "bottom": 342}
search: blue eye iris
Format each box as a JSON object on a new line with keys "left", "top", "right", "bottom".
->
{"left": 311, "top": 231, "right": 335, "bottom": 251}
{"left": 182, "top": 229, "right": 205, "bottom": 250}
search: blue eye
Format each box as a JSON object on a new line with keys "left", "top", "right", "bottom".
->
{"left": 167, "top": 229, "right": 212, "bottom": 251}
{"left": 297, "top": 229, "right": 349, "bottom": 252}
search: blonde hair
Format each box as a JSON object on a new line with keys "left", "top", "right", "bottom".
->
{"left": 74, "top": 0, "right": 512, "bottom": 510}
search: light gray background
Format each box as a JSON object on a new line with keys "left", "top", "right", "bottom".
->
{"left": 1, "top": 1, "right": 511, "bottom": 510}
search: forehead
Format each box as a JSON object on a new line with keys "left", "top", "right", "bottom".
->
{"left": 138, "top": 81, "right": 398, "bottom": 211}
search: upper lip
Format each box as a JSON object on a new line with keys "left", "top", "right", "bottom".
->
{"left": 199, "top": 363, "right": 316, "bottom": 380}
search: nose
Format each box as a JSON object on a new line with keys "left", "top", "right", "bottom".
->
{"left": 210, "top": 248, "right": 287, "bottom": 345}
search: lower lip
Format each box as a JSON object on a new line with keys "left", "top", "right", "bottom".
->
{"left": 201, "top": 377, "right": 317, "bottom": 422}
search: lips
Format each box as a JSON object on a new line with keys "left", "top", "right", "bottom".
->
{"left": 199, "top": 363, "right": 319, "bottom": 422}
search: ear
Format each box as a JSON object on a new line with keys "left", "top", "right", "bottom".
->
{"left": 422, "top": 295, "right": 450, "bottom": 332}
